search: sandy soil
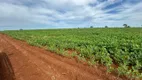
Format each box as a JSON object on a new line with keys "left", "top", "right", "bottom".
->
{"left": 0, "top": 33, "right": 126, "bottom": 80}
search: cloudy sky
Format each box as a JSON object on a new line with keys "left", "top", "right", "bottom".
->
{"left": 0, "top": 0, "right": 142, "bottom": 30}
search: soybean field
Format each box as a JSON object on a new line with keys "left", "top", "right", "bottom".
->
{"left": 2, "top": 28, "right": 142, "bottom": 79}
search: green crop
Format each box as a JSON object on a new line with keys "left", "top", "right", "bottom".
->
{"left": 2, "top": 28, "right": 142, "bottom": 79}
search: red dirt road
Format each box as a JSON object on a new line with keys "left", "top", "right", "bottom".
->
{"left": 0, "top": 33, "right": 125, "bottom": 80}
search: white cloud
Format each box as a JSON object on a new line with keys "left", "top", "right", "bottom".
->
{"left": 43, "top": 0, "right": 96, "bottom": 6}
{"left": 0, "top": 0, "right": 142, "bottom": 30}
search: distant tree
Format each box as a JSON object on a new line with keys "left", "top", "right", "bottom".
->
{"left": 105, "top": 26, "right": 108, "bottom": 28}
{"left": 123, "top": 24, "right": 127, "bottom": 28}
{"left": 90, "top": 26, "right": 93, "bottom": 28}
{"left": 123, "top": 24, "right": 130, "bottom": 28}
{"left": 127, "top": 26, "right": 130, "bottom": 28}
{"left": 20, "top": 29, "right": 23, "bottom": 31}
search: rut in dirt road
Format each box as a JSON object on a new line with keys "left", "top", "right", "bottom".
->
{"left": 0, "top": 33, "right": 125, "bottom": 80}
{"left": 0, "top": 52, "right": 15, "bottom": 80}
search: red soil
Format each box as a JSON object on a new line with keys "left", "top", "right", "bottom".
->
{"left": 0, "top": 33, "right": 128, "bottom": 80}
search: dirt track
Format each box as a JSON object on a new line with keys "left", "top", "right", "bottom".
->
{"left": 0, "top": 33, "right": 125, "bottom": 80}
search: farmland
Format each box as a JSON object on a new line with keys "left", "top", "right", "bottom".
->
{"left": 2, "top": 28, "right": 142, "bottom": 79}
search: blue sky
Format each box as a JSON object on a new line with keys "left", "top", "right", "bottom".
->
{"left": 0, "top": 0, "right": 142, "bottom": 30}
